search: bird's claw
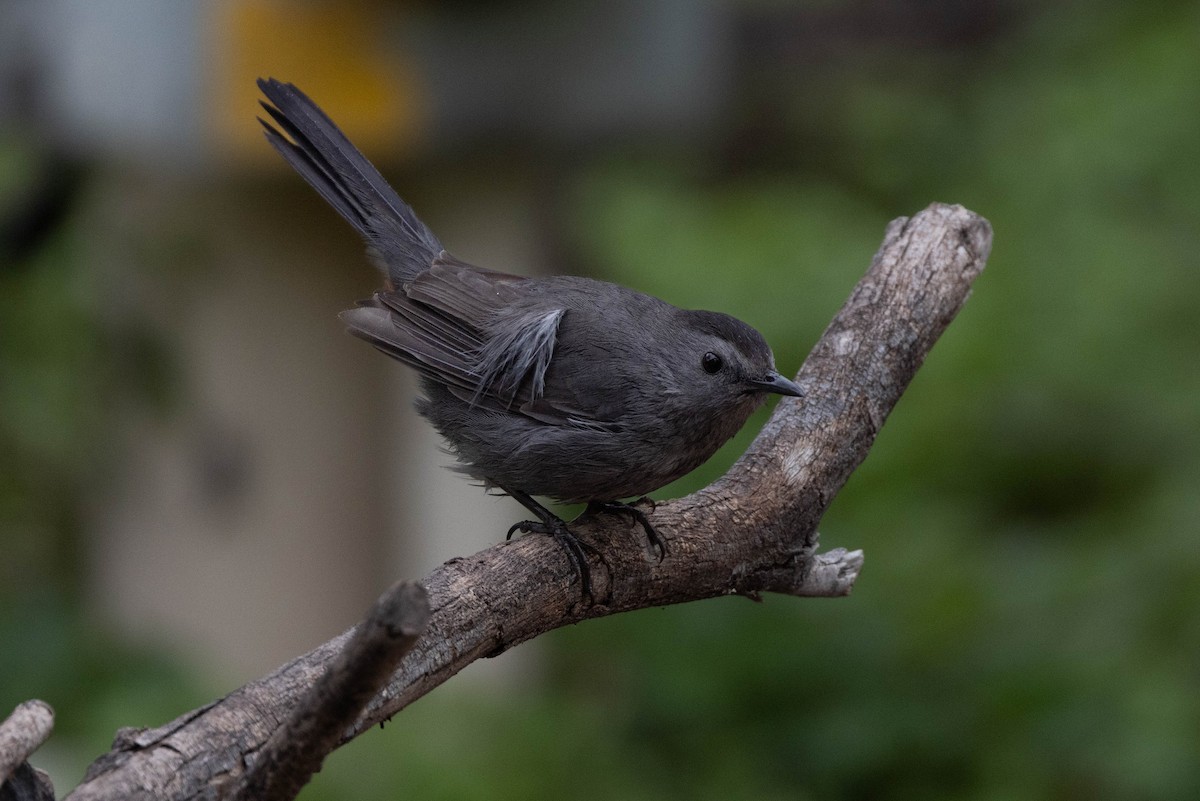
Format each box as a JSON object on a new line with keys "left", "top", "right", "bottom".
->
{"left": 507, "top": 517, "right": 599, "bottom": 604}
{"left": 587, "top": 500, "right": 668, "bottom": 562}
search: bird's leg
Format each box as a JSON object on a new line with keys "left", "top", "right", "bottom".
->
{"left": 503, "top": 488, "right": 599, "bottom": 602}
{"left": 585, "top": 498, "right": 667, "bottom": 561}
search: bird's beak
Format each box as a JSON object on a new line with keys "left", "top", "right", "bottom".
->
{"left": 750, "top": 371, "right": 804, "bottom": 397}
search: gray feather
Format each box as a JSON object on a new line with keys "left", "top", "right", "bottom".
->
{"left": 473, "top": 308, "right": 564, "bottom": 405}
{"left": 257, "top": 78, "right": 443, "bottom": 284}
{"left": 340, "top": 302, "right": 480, "bottom": 395}
{"left": 341, "top": 290, "right": 569, "bottom": 417}
{"left": 408, "top": 257, "right": 526, "bottom": 317}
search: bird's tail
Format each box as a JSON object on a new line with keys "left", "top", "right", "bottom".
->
{"left": 257, "top": 77, "right": 442, "bottom": 285}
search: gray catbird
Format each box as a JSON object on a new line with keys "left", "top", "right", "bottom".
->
{"left": 257, "top": 78, "right": 802, "bottom": 597}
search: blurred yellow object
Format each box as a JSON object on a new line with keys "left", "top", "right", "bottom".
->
{"left": 210, "top": 0, "right": 425, "bottom": 166}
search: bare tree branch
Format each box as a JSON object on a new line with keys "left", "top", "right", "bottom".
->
{"left": 230, "top": 582, "right": 430, "bottom": 801}
{"left": 0, "top": 700, "right": 55, "bottom": 801}
{"left": 66, "top": 203, "right": 992, "bottom": 800}
{"left": 0, "top": 701, "right": 53, "bottom": 785}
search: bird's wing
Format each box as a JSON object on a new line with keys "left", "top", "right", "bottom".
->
{"left": 342, "top": 292, "right": 482, "bottom": 398}
{"left": 341, "top": 257, "right": 611, "bottom": 426}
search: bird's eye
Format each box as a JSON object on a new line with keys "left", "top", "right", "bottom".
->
{"left": 701, "top": 351, "right": 723, "bottom": 374}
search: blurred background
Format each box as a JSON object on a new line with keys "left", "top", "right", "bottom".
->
{"left": 1, "top": 0, "right": 1197, "bottom": 798}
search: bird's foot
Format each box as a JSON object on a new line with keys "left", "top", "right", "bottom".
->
{"left": 585, "top": 499, "right": 667, "bottom": 561}
{"left": 507, "top": 517, "right": 600, "bottom": 603}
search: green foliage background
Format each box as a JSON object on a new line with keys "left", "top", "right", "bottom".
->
{"left": 2, "top": 2, "right": 1197, "bottom": 798}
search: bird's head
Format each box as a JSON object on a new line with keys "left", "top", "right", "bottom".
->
{"left": 674, "top": 309, "right": 802, "bottom": 417}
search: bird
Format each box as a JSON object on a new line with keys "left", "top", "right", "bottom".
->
{"left": 256, "top": 78, "right": 802, "bottom": 600}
